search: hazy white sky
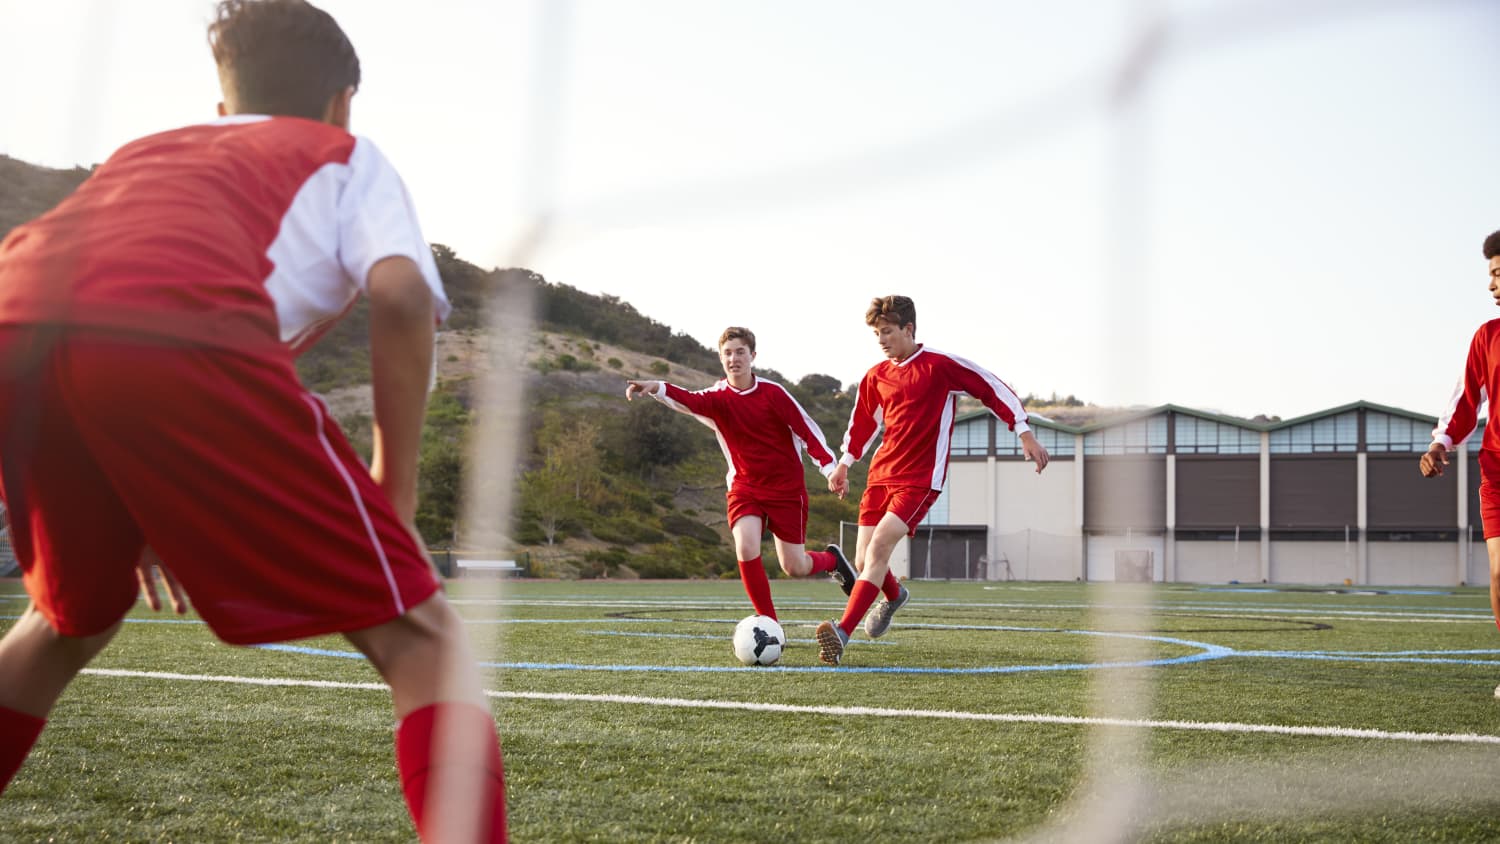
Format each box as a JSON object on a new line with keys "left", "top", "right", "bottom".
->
{"left": 1, "top": 0, "right": 1496, "bottom": 420}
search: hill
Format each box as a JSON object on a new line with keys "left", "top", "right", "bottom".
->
{"left": 0, "top": 153, "right": 1111, "bottom": 580}
{"left": 0, "top": 154, "right": 91, "bottom": 237}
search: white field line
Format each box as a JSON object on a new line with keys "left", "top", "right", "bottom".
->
{"left": 79, "top": 667, "right": 1500, "bottom": 746}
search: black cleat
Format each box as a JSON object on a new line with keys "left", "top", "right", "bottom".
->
{"left": 828, "top": 544, "right": 856, "bottom": 596}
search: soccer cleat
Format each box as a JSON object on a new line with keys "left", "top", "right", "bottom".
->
{"left": 863, "top": 584, "right": 910, "bottom": 639}
{"left": 815, "top": 619, "right": 850, "bottom": 666}
{"left": 827, "top": 544, "right": 856, "bottom": 595}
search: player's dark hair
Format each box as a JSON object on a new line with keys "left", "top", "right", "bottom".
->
{"left": 1484, "top": 230, "right": 1500, "bottom": 261}
{"left": 209, "top": 0, "right": 360, "bottom": 120}
{"left": 719, "top": 326, "right": 756, "bottom": 354}
{"left": 865, "top": 295, "right": 916, "bottom": 332}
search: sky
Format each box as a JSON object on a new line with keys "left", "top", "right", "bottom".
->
{"left": 1, "top": 0, "right": 1497, "bottom": 421}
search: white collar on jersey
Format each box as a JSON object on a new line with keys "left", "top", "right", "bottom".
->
{"left": 893, "top": 344, "right": 927, "bottom": 367}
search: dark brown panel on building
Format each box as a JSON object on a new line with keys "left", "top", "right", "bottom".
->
{"left": 1270, "top": 457, "right": 1356, "bottom": 529}
{"left": 1084, "top": 455, "right": 1167, "bottom": 530}
{"left": 1368, "top": 454, "right": 1457, "bottom": 529}
{"left": 1176, "top": 457, "right": 1258, "bottom": 529}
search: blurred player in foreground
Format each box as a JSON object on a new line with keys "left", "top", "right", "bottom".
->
{"left": 0, "top": 2, "right": 505, "bottom": 839}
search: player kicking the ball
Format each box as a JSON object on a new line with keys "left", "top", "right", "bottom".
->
{"left": 0, "top": 2, "right": 505, "bottom": 840}
{"left": 1422, "top": 229, "right": 1500, "bottom": 660}
{"left": 819, "top": 295, "right": 1049, "bottom": 666}
{"left": 626, "top": 326, "right": 858, "bottom": 623}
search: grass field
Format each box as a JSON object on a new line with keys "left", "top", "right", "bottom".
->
{"left": 5, "top": 577, "right": 1500, "bottom": 842}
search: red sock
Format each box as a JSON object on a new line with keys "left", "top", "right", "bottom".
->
{"left": 881, "top": 570, "right": 903, "bottom": 601}
{"left": 0, "top": 704, "right": 46, "bottom": 795}
{"left": 805, "top": 550, "right": 835, "bottom": 574}
{"left": 395, "top": 702, "right": 507, "bottom": 843}
{"left": 839, "top": 580, "right": 881, "bottom": 636}
{"left": 738, "top": 557, "right": 777, "bottom": 621}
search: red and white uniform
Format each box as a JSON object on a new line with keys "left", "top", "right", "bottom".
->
{"left": 840, "top": 345, "right": 1029, "bottom": 491}
{"left": 656, "top": 377, "right": 836, "bottom": 497}
{"left": 1433, "top": 319, "right": 1500, "bottom": 538}
{"left": 0, "top": 114, "right": 449, "bottom": 356}
{"left": 1433, "top": 319, "right": 1500, "bottom": 453}
{"left": 0, "top": 115, "right": 446, "bottom": 643}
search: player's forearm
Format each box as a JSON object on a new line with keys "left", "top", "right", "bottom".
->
{"left": 368, "top": 258, "right": 436, "bottom": 524}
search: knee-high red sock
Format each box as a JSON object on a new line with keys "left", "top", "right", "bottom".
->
{"left": 839, "top": 580, "right": 881, "bottom": 636}
{"left": 395, "top": 702, "right": 507, "bottom": 843}
{"left": 881, "top": 569, "right": 903, "bottom": 601}
{"left": 738, "top": 557, "right": 777, "bottom": 621}
{"left": 0, "top": 704, "right": 46, "bottom": 795}
{"left": 805, "top": 549, "right": 835, "bottom": 574}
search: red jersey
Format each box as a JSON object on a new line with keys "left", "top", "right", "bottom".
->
{"left": 841, "top": 345, "right": 1029, "bottom": 490}
{"left": 1434, "top": 318, "right": 1500, "bottom": 453}
{"left": 0, "top": 115, "right": 448, "bottom": 357}
{"left": 655, "top": 377, "right": 836, "bottom": 497}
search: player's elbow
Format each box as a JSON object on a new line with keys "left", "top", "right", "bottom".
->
{"left": 367, "top": 256, "right": 435, "bottom": 323}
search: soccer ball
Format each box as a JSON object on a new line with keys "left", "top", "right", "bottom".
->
{"left": 732, "top": 615, "right": 784, "bottom": 666}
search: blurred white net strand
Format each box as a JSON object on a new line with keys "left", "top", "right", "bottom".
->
{"left": 482, "top": 0, "right": 1500, "bottom": 841}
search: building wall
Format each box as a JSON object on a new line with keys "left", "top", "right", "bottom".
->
{"left": 1084, "top": 533, "right": 1165, "bottom": 582}
{"left": 994, "top": 459, "right": 1078, "bottom": 534}
{"left": 1269, "top": 541, "right": 1358, "bottom": 584}
{"left": 1175, "top": 540, "right": 1263, "bottom": 584}
{"left": 1367, "top": 542, "right": 1461, "bottom": 586}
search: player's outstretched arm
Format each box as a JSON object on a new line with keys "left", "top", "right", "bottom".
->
{"left": 1020, "top": 430, "right": 1050, "bottom": 475}
{"left": 625, "top": 379, "right": 663, "bottom": 401}
{"left": 1419, "top": 443, "right": 1450, "bottom": 478}
{"left": 367, "top": 256, "right": 436, "bottom": 526}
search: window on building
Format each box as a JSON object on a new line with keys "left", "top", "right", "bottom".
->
{"left": 1084, "top": 414, "right": 1167, "bottom": 455}
{"left": 1173, "top": 415, "right": 1260, "bottom": 455}
{"left": 996, "top": 424, "right": 1075, "bottom": 457}
{"left": 1268, "top": 411, "right": 1358, "bottom": 454}
{"left": 949, "top": 416, "right": 989, "bottom": 457}
{"left": 1365, "top": 411, "right": 1430, "bottom": 453}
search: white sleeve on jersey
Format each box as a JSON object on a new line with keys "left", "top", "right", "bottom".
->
{"left": 266, "top": 136, "right": 451, "bottom": 349}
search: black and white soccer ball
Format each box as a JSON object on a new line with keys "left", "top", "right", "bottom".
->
{"left": 732, "top": 615, "right": 784, "bottom": 666}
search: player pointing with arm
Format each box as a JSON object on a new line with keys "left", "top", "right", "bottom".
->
{"left": 1422, "top": 229, "right": 1500, "bottom": 646}
{"left": 819, "top": 295, "right": 1048, "bottom": 666}
{"left": 0, "top": 3, "right": 505, "bottom": 840}
{"left": 626, "top": 327, "right": 857, "bottom": 623}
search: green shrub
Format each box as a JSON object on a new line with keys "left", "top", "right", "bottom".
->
{"left": 649, "top": 361, "right": 669, "bottom": 376}
{"left": 607, "top": 357, "right": 623, "bottom": 369}
{"left": 661, "top": 512, "right": 720, "bottom": 545}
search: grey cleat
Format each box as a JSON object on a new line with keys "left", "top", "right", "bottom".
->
{"left": 827, "top": 544, "right": 856, "bottom": 596}
{"left": 863, "top": 584, "right": 910, "bottom": 639}
{"left": 815, "top": 619, "right": 850, "bottom": 666}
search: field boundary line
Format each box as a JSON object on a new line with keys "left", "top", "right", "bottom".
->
{"left": 78, "top": 667, "right": 1500, "bottom": 746}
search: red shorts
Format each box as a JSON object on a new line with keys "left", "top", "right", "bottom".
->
{"left": 0, "top": 328, "right": 439, "bottom": 644}
{"left": 1480, "top": 449, "right": 1500, "bottom": 539}
{"left": 859, "top": 483, "right": 940, "bottom": 537}
{"left": 725, "top": 488, "right": 808, "bottom": 545}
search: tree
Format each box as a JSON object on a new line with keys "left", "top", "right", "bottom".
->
{"left": 610, "top": 401, "right": 699, "bottom": 480}
{"left": 521, "top": 414, "right": 604, "bottom": 545}
{"left": 797, "top": 373, "right": 841, "bottom": 396}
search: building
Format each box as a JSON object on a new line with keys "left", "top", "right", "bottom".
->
{"left": 905, "top": 401, "right": 1484, "bottom": 586}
